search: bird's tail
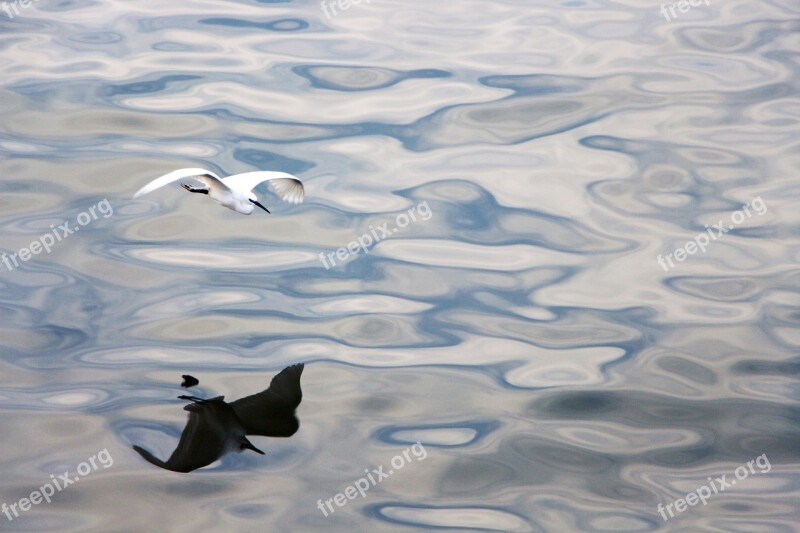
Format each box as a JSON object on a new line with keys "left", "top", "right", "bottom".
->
{"left": 132, "top": 445, "right": 171, "bottom": 469}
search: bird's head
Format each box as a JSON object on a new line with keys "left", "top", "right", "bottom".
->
{"left": 239, "top": 437, "right": 265, "bottom": 455}
{"left": 248, "top": 193, "right": 270, "bottom": 214}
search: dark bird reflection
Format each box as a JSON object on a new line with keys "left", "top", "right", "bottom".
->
{"left": 181, "top": 374, "right": 199, "bottom": 388}
{"left": 133, "top": 364, "right": 304, "bottom": 473}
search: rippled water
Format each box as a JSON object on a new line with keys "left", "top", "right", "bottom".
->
{"left": 1, "top": 0, "right": 799, "bottom": 531}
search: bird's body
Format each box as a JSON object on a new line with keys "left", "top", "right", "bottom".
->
{"left": 134, "top": 168, "right": 304, "bottom": 215}
{"left": 133, "top": 364, "right": 305, "bottom": 473}
{"left": 133, "top": 396, "right": 262, "bottom": 473}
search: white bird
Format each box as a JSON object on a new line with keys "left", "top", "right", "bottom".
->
{"left": 134, "top": 168, "right": 305, "bottom": 215}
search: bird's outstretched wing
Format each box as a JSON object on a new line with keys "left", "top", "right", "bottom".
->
{"left": 230, "top": 364, "right": 304, "bottom": 437}
{"left": 134, "top": 168, "right": 226, "bottom": 198}
{"left": 132, "top": 397, "right": 232, "bottom": 473}
{"left": 222, "top": 171, "right": 305, "bottom": 204}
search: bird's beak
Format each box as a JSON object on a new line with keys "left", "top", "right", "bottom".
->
{"left": 250, "top": 199, "right": 270, "bottom": 214}
{"left": 242, "top": 438, "right": 265, "bottom": 455}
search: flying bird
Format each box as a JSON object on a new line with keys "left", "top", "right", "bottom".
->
{"left": 133, "top": 364, "right": 304, "bottom": 473}
{"left": 134, "top": 168, "right": 305, "bottom": 215}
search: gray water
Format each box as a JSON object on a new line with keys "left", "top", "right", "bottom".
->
{"left": 1, "top": 0, "right": 799, "bottom": 531}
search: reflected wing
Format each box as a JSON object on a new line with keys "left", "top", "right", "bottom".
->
{"left": 132, "top": 398, "right": 231, "bottom": 473}
{"left": 230, "top": 364, "right": 304, "bottom": 437}
{"left": 222, "top": 171, "right": 305, "bottom": 204}
{"left": 134, "top": 168, "right": 226, "bottom": 198}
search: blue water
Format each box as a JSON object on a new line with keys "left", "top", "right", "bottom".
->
{"left": 1, "top": 0, "right": 799, "bottom": 531}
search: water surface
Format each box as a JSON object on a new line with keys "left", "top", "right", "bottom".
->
{"left": 1, "top": 0, "right": 799, "bottom": 531}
